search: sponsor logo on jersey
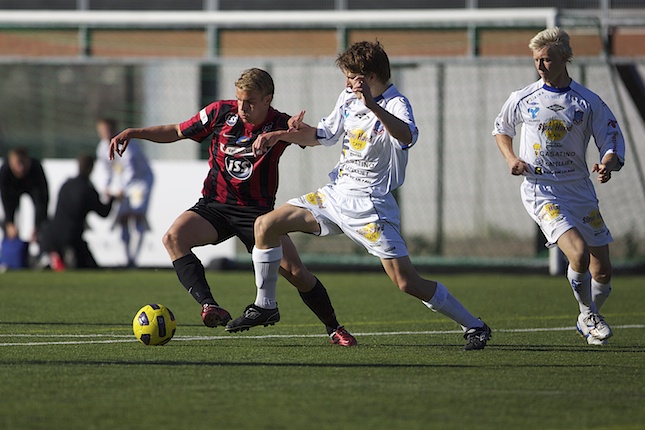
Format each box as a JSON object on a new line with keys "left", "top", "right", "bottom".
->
{"left": 220, "top": 144, "right": 254, "bottom": 157}
{"left": 225, "top": 113, "right": 239, "bottom": 126}
{"left": 535, "top": 158, "right": 574, "bottom": 168}
{"left": 528, "top": 107, "right": 540, "bottom": 118}
{"left": 343, "top": 101, "right": 352, "bottom": 119}
{"left": 225, "top": 156, "right": 253, "bottom": 180}
{"left": 357, "top": 222, "right": 383, "bottom": 243}
{"left": 236, "top": 136, "right": 251, "bottom": 145}
{"left": 533, "top": 143, "right": 541, "bottom": 155}
{"left": 219, "top": 135, "right": 257, "bottom": 157}
{"left": 540, "top": 118, "right": 570, "bottom": 142}
{"left": 262, "top": 122, "right": 274, "bottom": 133}
{"left": 348, "top": 128, "right": 368, "bottom": 151}
{"left": 547, "top": 104, "right": 565, "bottom": 112}
{"left": 199, "top": 108, "right": 209, "bottom": 125}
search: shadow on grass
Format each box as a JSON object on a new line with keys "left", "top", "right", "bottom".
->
{"left": 1, "top": 321, "right": 133, "bottom": 327}
{"left": 489, "top": 344, "right": 645, "bottom": 353}
{"left": 0, "top": 359, "right": 616, "bottom": 369}
{"left": 0, "top": 321, "right": 214, "bottom": 328}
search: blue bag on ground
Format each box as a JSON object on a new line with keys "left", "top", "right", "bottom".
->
{"left": 0, "top": 238, "right": 29, "bottom": 268}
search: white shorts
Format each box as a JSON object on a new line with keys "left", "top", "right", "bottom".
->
{"left": 287, "top": 184, "right": 409, "bottom": 259}
{"left": 521, "top": 178, "right": 612, "bottom": 248}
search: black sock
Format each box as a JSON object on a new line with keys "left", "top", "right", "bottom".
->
{"left": 172, "top": 253, "right": 217, "bottom": 306}
{"left": 299, "top": 278, "right": 340, "bottom": 334}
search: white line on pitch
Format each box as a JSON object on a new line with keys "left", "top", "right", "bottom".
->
{"left": 0, "top": 324, "right": 643, "bottom": 347}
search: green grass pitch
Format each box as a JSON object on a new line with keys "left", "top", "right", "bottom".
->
{"left": 0, "top": 269, "right": 644, "bottom": 430}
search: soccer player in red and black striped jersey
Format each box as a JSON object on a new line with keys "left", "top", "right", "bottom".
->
{"left": 109, "top": 68, "right": 357, "bottom": 346}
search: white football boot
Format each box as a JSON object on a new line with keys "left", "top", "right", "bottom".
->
{"left": 576, "top": 312, "right": 612, "bottom": 345}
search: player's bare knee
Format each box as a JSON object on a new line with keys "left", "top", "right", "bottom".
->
{"left": 162, "top": 229, "right": 179, "bottom": 253}
{"left": 592, "top": 270, "right": 612, "bottom": 285}
{"left": 254, "top": 214, "right": 270, "bottom": 240}
{"left": 395, "top": 278, "right": 416, "bottom": 295}
{"left": 567, "top": 248, "right": 590, "bottom": 272}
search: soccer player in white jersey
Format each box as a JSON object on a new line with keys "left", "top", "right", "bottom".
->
{"left": 493, "top": 28, "right": 625, "bottom": 345}
{"left": 225, "top": 41, "right": 492, "bottom": 350}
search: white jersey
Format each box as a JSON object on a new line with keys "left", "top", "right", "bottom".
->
{"left": 316, "top": 84, "right": 419, "bottom": 196}
{"left": 96, "top": 138, "right": 154, "bottom": 194}
{"left": 493, "top": 79, "right": 625, "bottom": 183}
{"left": 96, "top": 138, "right": 154, "bottom": 214}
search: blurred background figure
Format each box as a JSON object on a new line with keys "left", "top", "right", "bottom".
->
{"left": 0, "top": 147, "right": 49, "bottom": 269}
{"left": 95, "top": 118, "right": 154, "bottom": 268}
{"left": 40, "top": 154, "right": 114, "bottom": 270}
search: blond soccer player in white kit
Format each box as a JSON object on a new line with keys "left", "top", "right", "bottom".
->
{"left": 493, "top": 28, "right": 625, "bottom": 345}
{"left": 225, "top": 41, "right": 492, "bottom": 350}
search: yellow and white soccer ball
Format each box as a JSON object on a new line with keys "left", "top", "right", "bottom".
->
{"left": 132, "top": 304, "right": 177, "bottom": 346}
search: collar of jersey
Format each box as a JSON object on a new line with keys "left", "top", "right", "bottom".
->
{"left": 541, "top": 82, "right": 571, "bottom": 93}
{"left": 373, "top": 84, "right": 395, "bottom": 103}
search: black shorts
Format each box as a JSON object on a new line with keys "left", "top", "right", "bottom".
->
{"left": 188, "top": 198, "right": 271, "bottom": 253}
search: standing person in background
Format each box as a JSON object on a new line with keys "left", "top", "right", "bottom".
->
{"left": 40, "top": 154, "right": 114, "bottom": 269}
{"left": 108, "top": 68, "right": 357, "bottom": 347}
{"left": 0, "top": 147, "right": 49, "bottom": 246}
{"left": 230, "top": 42, "right": 492, "bottom": 351}
{"left": 96, "top": 118, "right": 154, "bottom": 268}
{"left": 493, "top": 27, "right": 625, "bottom": 345}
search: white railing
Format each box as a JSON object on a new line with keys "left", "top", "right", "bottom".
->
{"left": 0, "top": 9, "right": 559, "bottom": 57}
{"left": 0, "top": 9, "right": 559, "bottom": 28}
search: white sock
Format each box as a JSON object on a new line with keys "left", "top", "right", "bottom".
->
{"left": 252, "top": 246, "right": 282, "bottom": 310}
{"left": 423, "top": 282, "right": 483, "bottom": 330}
{"left": 591, "top": 279, "right": 611, "bottom": 312}
{"left": 567, "top": 266, "right": 596, "bottom": 314}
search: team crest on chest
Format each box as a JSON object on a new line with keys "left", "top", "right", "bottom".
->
{"left": 573, "top": 110, "right": 584, "bottom": 124}
{"left": 226, "top": 113, "right": 239, "bottom": 126}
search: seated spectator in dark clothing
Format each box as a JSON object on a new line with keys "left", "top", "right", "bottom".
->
{"left": 0, "top": 146, "right": 49, "bottom": 243}
{"left": 40, "top": 154, "right": 114, "bottom": 269}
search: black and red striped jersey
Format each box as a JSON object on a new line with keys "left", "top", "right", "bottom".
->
{"left": 180, "top": 100, "right": 291, "bottom": 209}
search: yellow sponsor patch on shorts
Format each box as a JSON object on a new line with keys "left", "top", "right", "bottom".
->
{"left": 305, "top": 191, "right": 325, "bottom": 208}
{"left": 584, "top": 209, "right": 605, "bottom": 229}
{"left": 357, "top": 222, "right": 383, "bottom": 243}
{"left": 540, "top": 203, "right": 561, "bottom": 221}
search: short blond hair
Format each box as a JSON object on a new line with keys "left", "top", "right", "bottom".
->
{"left": 235, "top": 68, "right": 274, "bottom": 97}
{"left": 529, "top": 27, "right": 573, "bottom": 61}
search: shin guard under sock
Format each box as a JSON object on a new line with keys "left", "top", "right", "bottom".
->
{"left": 299, "top": 278, "right": 340, "bottom": 334}
{"left": 172, "top": 253, "right": 216, "bottom": 306}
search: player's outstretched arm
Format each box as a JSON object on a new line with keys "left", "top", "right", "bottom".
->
{"left": 253, "top": 125, "right": 319, "bottom": 156}
{"left": 288, "top": 110, "right": 306, "bottom": 131}
{"left": 109, "top": 125, "right": 183, "bottom": 160}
